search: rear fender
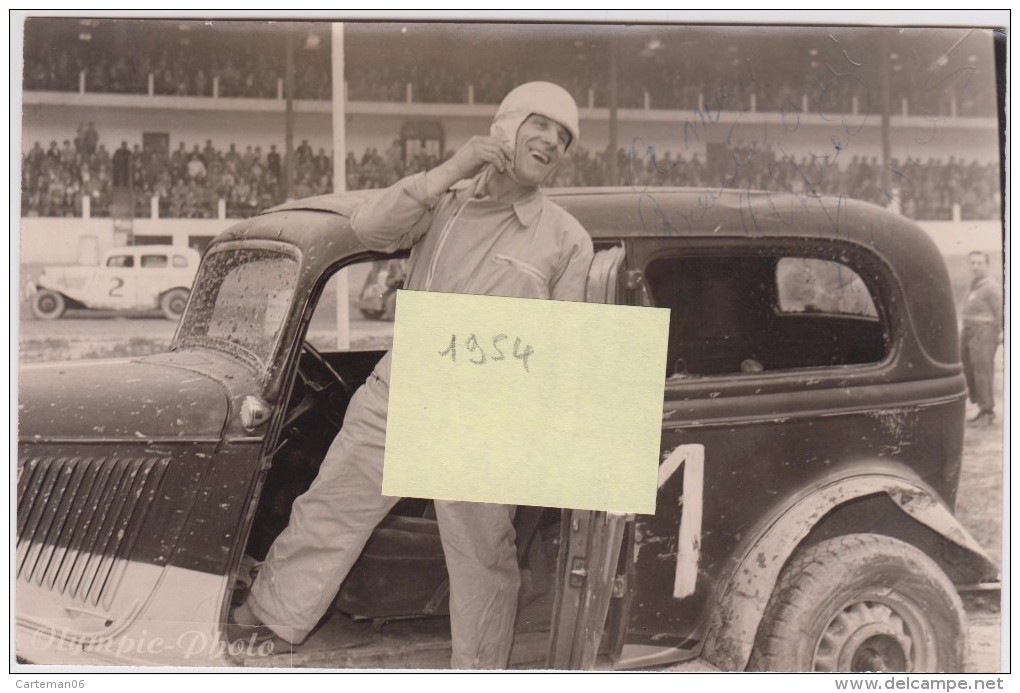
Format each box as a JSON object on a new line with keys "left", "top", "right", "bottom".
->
{"left": 699, "top": 468, "right": 998, "bottom": 671}
{"left": 159, "top": 286, "right": 191, "bottom": 299}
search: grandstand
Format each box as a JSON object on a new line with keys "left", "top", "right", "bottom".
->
{"left": 18, "top": 19, "right": 1002, "bottom": 262}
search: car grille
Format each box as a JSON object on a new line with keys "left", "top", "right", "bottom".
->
{"left": 16, "top": 455, "right": 171, "bottom": 608}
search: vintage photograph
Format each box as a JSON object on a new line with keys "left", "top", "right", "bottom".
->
{"left": 13, "top": 12, "right": 1005, "bottom": 673}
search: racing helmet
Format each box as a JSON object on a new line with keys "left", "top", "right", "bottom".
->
{"left": 490, "top": 81, "right": 580, "bottom": 154}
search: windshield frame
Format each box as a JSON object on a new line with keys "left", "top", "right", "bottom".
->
{"left": 171, "top": 239, "right": 304, "bottom": 383}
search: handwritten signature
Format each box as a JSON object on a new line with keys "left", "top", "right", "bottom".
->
{"left": 622, "top": 34, "right": 971, "bottom": 242}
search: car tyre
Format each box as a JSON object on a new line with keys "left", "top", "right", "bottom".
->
{"left": 160, "top": 288, "right": 190, "bottom": 321}
{"left": 748, "top": 534, "right": 965, "bottom": 673}
{"left": 31, "top": 289, "right": 66, "bottom": 320}
{"left": 359, "top": 308, "right": 384, "bottom": 320}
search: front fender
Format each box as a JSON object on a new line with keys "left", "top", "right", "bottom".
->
{"left": 36, "top": 275, "right": 90, "bottom": 306}
{"left": 699, "top": 467, "right": 998, "bottom": 671}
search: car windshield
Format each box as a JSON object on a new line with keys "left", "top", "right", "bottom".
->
{"left": 174, "top": 247, "right": 299, "bottom": 372}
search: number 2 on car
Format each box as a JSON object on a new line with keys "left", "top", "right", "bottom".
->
{"left": 438, "top": 333, "right": 535, "bottom": 372}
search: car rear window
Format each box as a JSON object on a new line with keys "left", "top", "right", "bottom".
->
{"left": 776, "top": 258, "right": 878, "bottom": 318}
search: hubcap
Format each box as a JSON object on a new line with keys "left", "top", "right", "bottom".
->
{"left": 850, "top": 634, "right": 909, "bottom": 672}
{"left": 814, "top": 600, "right": 928, "bottom": 672}
{"left": 38, "top": 296, "right": 57, "bottom": 313}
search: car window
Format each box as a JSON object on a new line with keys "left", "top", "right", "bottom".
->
{"left": 645, "top": 254, "right": 887, "bottom": 377}
{"left": 776, "top": 258, "right": 878, "bottom": 318}
{"left": 175, "top": 247, "right": 299, "bottom": 370}
{"left": 106, "top": 254, "right": 134, "bottom": 268}
{"left": 306, "top": 259, "right": 406, "bottom": 353}
{"left": 141, "top": 254, "right": 169, "bottom": 268}
{"left": 172, "top": 254, "right": 189, "bottom": 268}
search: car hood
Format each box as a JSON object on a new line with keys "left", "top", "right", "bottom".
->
{"left": 18, "top": 358, "right": 230, "bottom": 441}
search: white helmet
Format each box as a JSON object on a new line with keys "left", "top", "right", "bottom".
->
{"left": 490, "top": 81, "right": 580, "bottom": 153}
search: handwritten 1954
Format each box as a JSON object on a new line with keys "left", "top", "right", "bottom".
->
{"left": 439, "top": 333, "right": 535, "bottom": 372}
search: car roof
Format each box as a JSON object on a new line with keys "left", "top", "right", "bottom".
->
{"left": 252, "top": 186, "right": 938, "bottom": 262}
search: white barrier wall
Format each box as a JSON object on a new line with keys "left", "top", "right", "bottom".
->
{"left": 18, "top": 216, "right": 1003, "bottom": 266}
{"left": 19, "top": 218, "right": 228, "bottom": 265}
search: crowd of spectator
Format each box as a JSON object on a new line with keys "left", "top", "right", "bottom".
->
{"left": 19, "top": 129, "right": 447, "bottom": 219}
{"left": 21, "top": 122, "right": 113, "bottom": 218}
{"left": 24, "top": 34, "right": 996, "bottom": 118}
{"left": 339, "top": 140, "right": 445, "bottom": 190}
{"left": 546, "top": 144, "right": 1001, "bottom": 221}
{"left": 21, "top": 127, "right": 1000, "bottom": 222}
{"left": 124, "top": 139, "right": 336, "bottom": 218}
{"left": 20, "top": 127, "right": 327, "bottom": 219}
{"left": 25, "top": 42, "right": 332, "bottom": 100}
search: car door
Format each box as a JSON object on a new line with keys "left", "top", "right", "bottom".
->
{"left": 546, "top": 244, "right": 634, "bottom": 669}
{"left": 547, "top": 509, "right": 630, "bottom": 669}
{"left": 613, "top": 239, "right": 903, "bottom": 666}
{"left": 86, "top": 251, "right": 138, "bottom": 310}
{"left": 136, "top": 252, "right": 172, "bottom": 309}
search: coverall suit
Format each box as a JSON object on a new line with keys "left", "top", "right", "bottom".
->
{"left": 247, "top": 169, "right": 594, "bottom": 668}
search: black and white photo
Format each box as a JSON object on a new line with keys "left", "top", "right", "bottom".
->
{"left": 12, "top": 12, "right": 1006, "bottom": 676}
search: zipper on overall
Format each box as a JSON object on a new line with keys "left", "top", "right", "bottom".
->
{"left": 425, "top": 200, "right": 470, "bottom": 291}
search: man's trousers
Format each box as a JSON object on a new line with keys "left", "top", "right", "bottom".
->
{"left": 961, "top": 323, "right": 999, "bottom": 414}
{"left": 247, "top": 357, "right": 521, "bottom": 669}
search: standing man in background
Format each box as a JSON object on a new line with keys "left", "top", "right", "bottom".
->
{"left": 112, "top": 141, "right": 131, "bottom": 187}
{"left": 960, "top": 250, "right": 1003, "bottom": 427}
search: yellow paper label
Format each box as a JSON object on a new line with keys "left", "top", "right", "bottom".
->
{"left": 382, "top": 290, "right": 669, "bottom": 514}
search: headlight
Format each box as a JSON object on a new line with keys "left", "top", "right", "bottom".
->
{"left": 240, "top": 395, "right": 271, "bottom": 431}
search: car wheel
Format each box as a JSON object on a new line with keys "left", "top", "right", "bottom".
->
{"left": 31, "top": 290, "right": 66, "bottom": 320}
{"left": 749, "top": 534, "right": 965, "bottom": 672}
{"left": 359, "top": 308, "right": 384, "bottom": 320}
{"left": 160, "top": 288, "right": 189, "bottom": 321}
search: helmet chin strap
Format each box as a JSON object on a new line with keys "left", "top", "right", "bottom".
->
{"left": 482, "top": 158, "right": 542, "bottom": 198}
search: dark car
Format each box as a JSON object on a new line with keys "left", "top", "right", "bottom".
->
{"left": 355, "top": 259, "right": 406, "bottom": 320}
{"left": 16, "top": 188, "right": 998, "bottom": 670}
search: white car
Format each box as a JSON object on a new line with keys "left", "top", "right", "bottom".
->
{"left": 29, "top": 245, "right": 200, "bottom": 321}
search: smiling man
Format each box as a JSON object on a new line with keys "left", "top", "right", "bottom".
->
{"left": 231, "top": 82, "right": 594, "bottom": 669}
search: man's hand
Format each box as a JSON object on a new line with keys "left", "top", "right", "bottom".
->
{"left": 425, "top": 136, "right": 512, "bottom": 198}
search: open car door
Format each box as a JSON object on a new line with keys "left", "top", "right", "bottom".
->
{"left": 547, "top": 245, "right": 633, "bottom": 669}
{"left": 547, "top": 510, "right": 632, "bottom": 669}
